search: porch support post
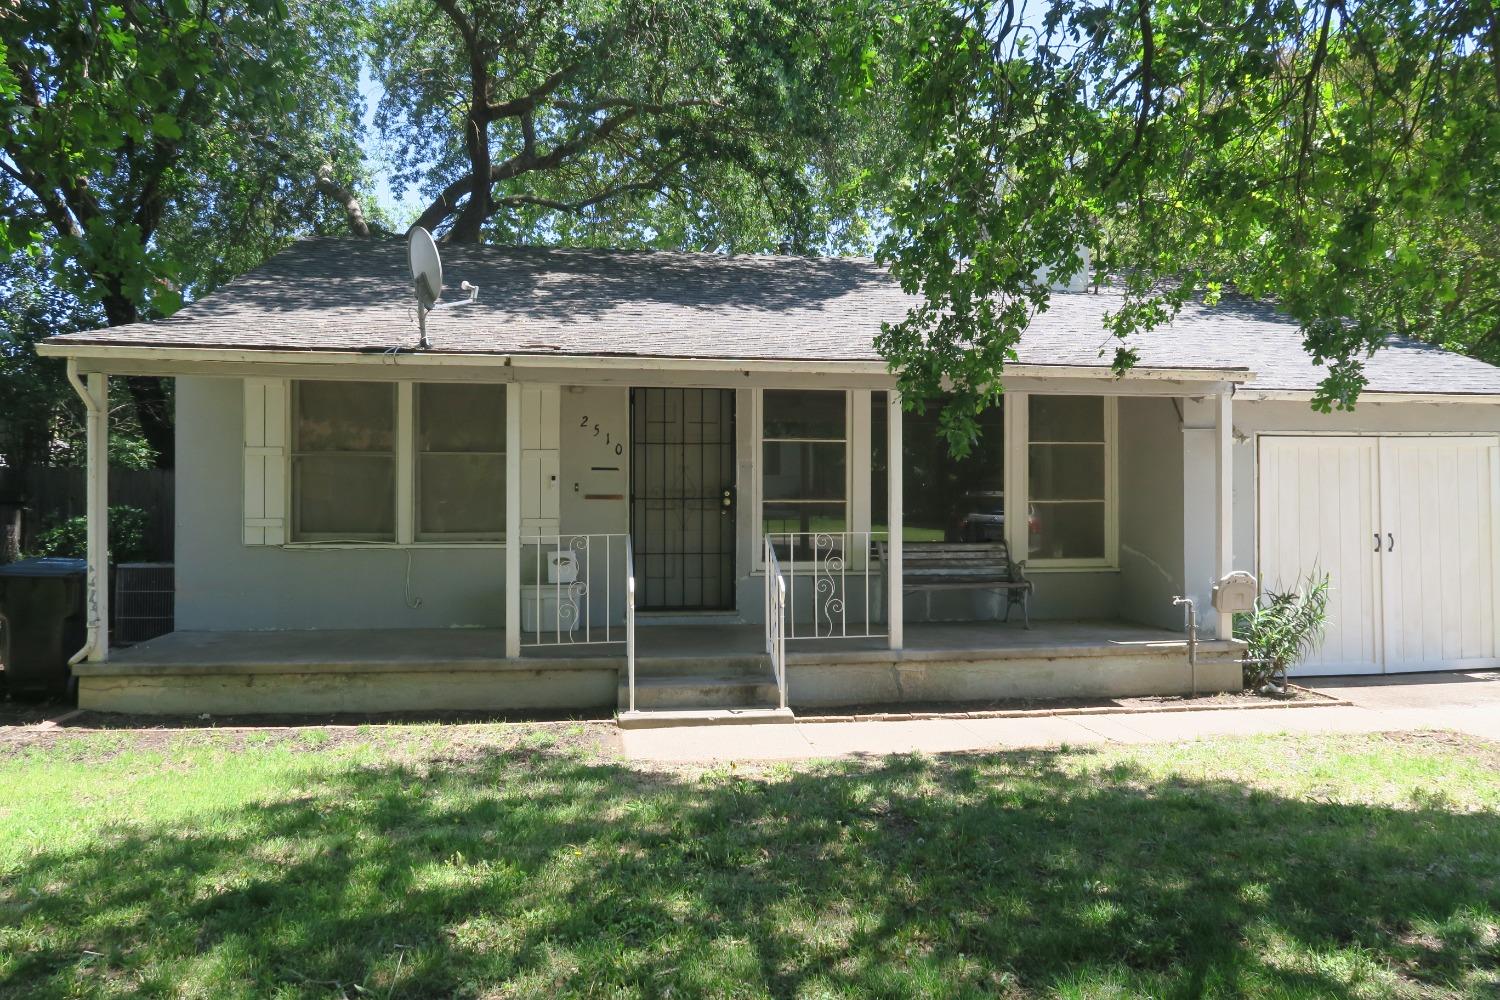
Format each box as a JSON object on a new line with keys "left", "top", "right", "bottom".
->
{"left": 886, "top": 390, "right": 903, "bottom": 650}
{"left": 1215, "top": 389, "right": 1234, "bottom": 639}
{"left": 67, "top": 362, "right": 109, "bottom": 663}
{"left": 505, "top": 383, "right": 522, "bottom": 658}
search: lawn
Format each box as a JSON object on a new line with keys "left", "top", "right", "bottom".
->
{"left": 1, "top": 724, "right": 1497, "bottom": 998}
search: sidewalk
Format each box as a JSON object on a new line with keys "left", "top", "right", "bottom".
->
{"left": 620, "top": 671, "right": 1500, "bottom": 763}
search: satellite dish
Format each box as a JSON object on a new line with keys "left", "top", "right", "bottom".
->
{"left": 408, "top": 226, "right": 443, "bottom": 308}
{"left": 404, "top": 226, "right": 478, "bottom": 349}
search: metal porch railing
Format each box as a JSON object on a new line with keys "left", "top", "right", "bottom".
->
{"left": 765, "top": 531, "right": 888, "bottom": 641}
{"left": 519, "top": 534, "right": 632, "bottom": 647}
{"left": 763, "top": 536, "right": 788, "bottom": 710}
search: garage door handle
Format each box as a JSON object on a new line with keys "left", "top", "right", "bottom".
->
{"left": 1387, "top": 532, "right": 1394, "bottom": 552}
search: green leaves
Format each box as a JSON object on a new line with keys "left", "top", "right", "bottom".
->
{"left": 855, "top": 0, "right": 1500, "bottom": 440}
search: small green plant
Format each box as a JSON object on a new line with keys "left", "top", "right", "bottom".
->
{"left": 30, "top": 505, "right": 151, "bottom": 563}
{"left": 1234, "top": 572, "right": 1331, "bottom": 691}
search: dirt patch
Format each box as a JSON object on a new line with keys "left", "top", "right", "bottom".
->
{"left": 1370, "top": 729, "right": 1500, "bottom": 771}
{"left": 0, "top": 694, "right": 73, "bottom": 728}
{"left": 0, "top": 716, "right": 624, "bottom": 763}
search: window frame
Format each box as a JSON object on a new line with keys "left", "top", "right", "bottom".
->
{"left": 283, "top": 379, "right": 509, "bottom": 548}
{"left": 754, "top": 387, "right": 853, "bottom": 567}
{"left": 288, "top": 380, "right": 398, "bottom": 544}
{"left": 1016, "top": 394, "right": 1119, "bottom": 571}
{"left": 413, "top": 382, "right": 508, "bottom": 543}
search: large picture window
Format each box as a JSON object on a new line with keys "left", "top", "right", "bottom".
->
{"left": 1028, "top": 395, "right": 1113, "bottom": 564}
{"left": 288, "top": 380, "right": 506, "bottom": 544}
{"left": 416, "top": 383, "right": 506, "bottom": 540}
{"left": 872, "top": 393, "right": 1004, "bottom": 543}
{"left": 292, "top": 381, "right": 397, "bottom": 542}
{"left": 762, "top": 389, "right": 847, "bottom": 540}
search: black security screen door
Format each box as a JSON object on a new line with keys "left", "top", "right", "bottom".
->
{"left": 630, "top": 388, "right": 736, "bottom": 611}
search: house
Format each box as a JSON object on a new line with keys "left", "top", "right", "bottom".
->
{"left": 37, "top": 239, "right": 1500, "bottom": 722}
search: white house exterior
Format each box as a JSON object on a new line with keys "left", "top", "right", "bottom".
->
{"left": 38, "top": 240, "right": 1500, "bottom": 720}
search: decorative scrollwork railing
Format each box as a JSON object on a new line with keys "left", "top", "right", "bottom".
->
{"left": 520, "top": 533, "right": 631, "bottom": 647}
{"left": 765, "top": 531, "right": 888, "bottom": 640}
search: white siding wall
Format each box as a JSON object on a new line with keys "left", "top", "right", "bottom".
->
{"left": 176, "top": 376, "right": 507, "bottom": 630}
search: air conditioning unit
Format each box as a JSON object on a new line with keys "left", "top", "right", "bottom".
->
{"left": 114, "top": 562, "right": 173, "bottom": 645}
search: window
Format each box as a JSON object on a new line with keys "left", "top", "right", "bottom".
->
{"left": 1028, "top": 395, "right": 1113, "bottom": 564}
{"left": 288, "top": 380, "right": 506, "bottom": 544}
{"left": 292, "top": 381, "right": 396, "bottom": 541}
{"left": 417, "top": 384, "right": 506, "bottom": 540}
{"left": 762, "top": 389, "right": 847, "bottom": 542}
{"left": 872, "top": 393, "right": 1004, "bottom": 543}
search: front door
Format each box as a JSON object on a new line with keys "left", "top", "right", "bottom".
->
{"left": 630, "top": 388, "right": 736, "bottom": 610}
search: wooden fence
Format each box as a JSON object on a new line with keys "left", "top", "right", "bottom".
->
{"left": 0, "top": 465, "right": 174, "bottom": 563}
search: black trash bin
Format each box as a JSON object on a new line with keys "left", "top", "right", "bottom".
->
{"left": 0, "top": 557, "right": 87, "bottom": 693}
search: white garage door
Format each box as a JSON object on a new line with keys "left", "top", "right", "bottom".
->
{"left": 1258, "top": 435, "right": 1500, "bottom": 676}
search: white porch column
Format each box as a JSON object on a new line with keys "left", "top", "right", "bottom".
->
{"left": 1215, "top": 389, "right": 1234, "bottom": 639}
{"left": 505, "top": 383, "right": 522, "bottom": 658}
{"left": 67, "top": 362, "right": 109, "bottom": 663}
{"left": 886, "top": 390, "right": 903, "bottom": 650}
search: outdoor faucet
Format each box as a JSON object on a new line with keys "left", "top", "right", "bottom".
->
{"left": 1173, "top": 596, "right": 1198, "bottom": 697}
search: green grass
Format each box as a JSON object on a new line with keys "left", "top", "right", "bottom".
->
{"left": 1, "top": 725, "right": 1497, "bottom": 998}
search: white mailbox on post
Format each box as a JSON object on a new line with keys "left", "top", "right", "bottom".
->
{"left": 1211, "top": 571, "right": 1258, "bottom": 614}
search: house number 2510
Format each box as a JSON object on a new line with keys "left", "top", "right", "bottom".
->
{"left": 579, "top": 416, "right": 625, "bottom": 455}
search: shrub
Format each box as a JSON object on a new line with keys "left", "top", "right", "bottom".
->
{"left": 30, "top": 505, "right": 151, "bottom": 563}
{"left": 1234, "top": 572, "right": 1331, "bottom": 690}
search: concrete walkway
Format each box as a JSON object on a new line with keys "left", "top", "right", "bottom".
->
{"left": 619, "top": 670, "right": 1500, "bottom": 763}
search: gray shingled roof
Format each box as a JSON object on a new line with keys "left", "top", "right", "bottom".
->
{"left": 44, "top": 237, "right": 1500, "bottom": 396}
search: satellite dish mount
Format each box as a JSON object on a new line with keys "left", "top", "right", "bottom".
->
{"left": 407, "top": 226, "right": 478, "bottom": 350}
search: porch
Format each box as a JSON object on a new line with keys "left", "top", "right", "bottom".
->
{"left": 74, "top": 620, "right": 1243, "bottom": 718}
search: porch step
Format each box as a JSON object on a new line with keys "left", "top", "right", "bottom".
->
{"left": 631, "top": 654, "right": 771, "bottom": 678}
{"left": 617, "top": 707, "right": 796, "bottom": 729}
{"left": 618, "top": 672, "right": 781, "bottom": 711}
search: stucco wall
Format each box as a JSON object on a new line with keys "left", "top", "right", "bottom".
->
{"left": 1230, "top": 397, "right": 1500, "bottom": 589}
{"left": 175, "top": 376, "right": 507, "bottom": 630}
{"left": 1117, "top": 396, "right": 1186, "bottom": 630}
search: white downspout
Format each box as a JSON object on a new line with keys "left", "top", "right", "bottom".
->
{"left": 65, "top": 359, "right": 109, "bottom": 665}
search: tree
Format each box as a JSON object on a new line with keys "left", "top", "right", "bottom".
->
{"left": 0, "top": 0, "right": 373, "bottom": 467}
{"left": 845, "top": 0, "right": 1500, "bottom": 449}
{"left": 366, "top": 0, "right": 897, "bottom": 252}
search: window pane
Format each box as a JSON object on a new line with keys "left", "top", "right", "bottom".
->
{"left": 764, "top": 390, "right": 845, "bottom": 440}
{"left": 1029, "top": 502, "right": 1105, "bottom": 560}
{"left": 419, "top": 384, "right": 505, "bottom": 452}
{"left": 887, "top": 394, "right": 1004, "bottom": 542}
{"left": 1029, "top": 443, "right": 1105, "bottom": 500}
{"left": 419, "top": 454, "right": 505, "bottom": 536}
{"left": 763, "top": 502, "right": 847, "bottom": 535}
{"left": 762, "top": 442, "right": 845, "bottom": 500}
{"left": 296, "top": 382, "right": 394, "bottom": 452}
{"left": 294, "top": 455, "right": 395, "bottom": 538}
{"left": 1029, "top": 395, "right": 1103, "bottom": 442}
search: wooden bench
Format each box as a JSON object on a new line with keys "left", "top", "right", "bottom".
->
{"left": 876, "top": 540, "right": 1034, "bottom": 628}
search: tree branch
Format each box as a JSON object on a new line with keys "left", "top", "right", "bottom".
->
{"left": 314, "top": 164, "right": 373, "bottom": 237}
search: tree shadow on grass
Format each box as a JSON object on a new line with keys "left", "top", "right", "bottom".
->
{"left": 2, "top": 744, "right": 1496, "bottom": 998}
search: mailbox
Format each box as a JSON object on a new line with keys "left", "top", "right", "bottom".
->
{"left": 1211, "top": 571, "right": 1258, "bottom": 614}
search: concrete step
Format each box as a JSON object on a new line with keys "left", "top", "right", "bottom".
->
{"left": 629, "top": 654, "right": 771, "bottom": 678}
{"left": 617, "top": 707, "right": 796, "bottom": 729}
{"left": 618, "top": 673, "right": 781, "bottom": 711}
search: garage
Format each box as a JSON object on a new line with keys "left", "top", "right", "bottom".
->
{"left": 1257, "top": 434, "right": 1500, "bottom": 676}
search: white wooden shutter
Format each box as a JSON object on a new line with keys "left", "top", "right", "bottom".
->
{"left": 243, "top": 377, "right": 288, "bottom": 545}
